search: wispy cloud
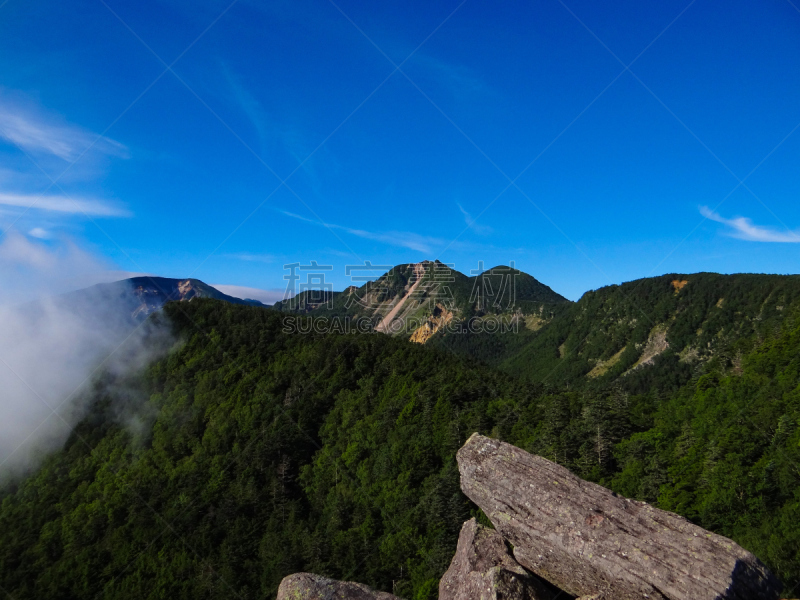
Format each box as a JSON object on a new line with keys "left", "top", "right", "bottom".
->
{"left": 0, "top": 92, "right": 127, "bottom": 161}
{"left": 219, "top": 61, "right": 270, "bottom": 146}
{"left": 0, "top": 91, "right": 131, "bottom": 236}
{"left": 280, "top": 210, "right": 443, "bottom": 253}
{"left": 457, "top": 202, "right": 492, "bottom": 235}
{"left": 700, "top": 206, "right": 800, "bottom": 243}
{"left": 217, "top": 61, "right": 319, "bottom": 180}
{"left": 223, "top": 252, "right": 275, "bottom": 263}
{"left": 0, "top": 193, "right": 130, "bottom": 217}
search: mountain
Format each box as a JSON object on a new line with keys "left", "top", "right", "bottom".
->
{"left": 274, "top": 262, "right": 800, "bottom": 396}
{"left": 431, "top": 271, "right": 800, "bottom": 392}
{"left": 273, "top": 260, "right": 569, "bottom": 341}
{"left": 3, "top": 270, "right": 800, "bottom": 598}
{"left": 1, "top": 293, "right": 799, "bottom": 598}
{"left": 58, "top": 276, "right": 265, "bottom": 323}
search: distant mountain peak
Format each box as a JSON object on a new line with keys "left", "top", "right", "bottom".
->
{"left": 274, "top": 260, "right": 569, "bottom": 342}
{"left": 62, "top": 276, "right": 265, "bottom": 323}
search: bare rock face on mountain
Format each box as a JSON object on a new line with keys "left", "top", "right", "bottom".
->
{"left": 276, "top": 573, "right": 402, "bottom": 600}
{"left": 457, "top": 433, "right": 781, "bottom": 600}
{"left": 439, "top": 518, "right": 559, "bottom": 600}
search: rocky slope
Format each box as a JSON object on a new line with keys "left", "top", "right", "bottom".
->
{"left": 438, "top": 518, "right": 560, "bottom": 600}
{"left": 278, "top": 434, "right": 782, "bottom": 600}
{"left": 272, "top": 260, "right": 568, "bottom": 342}
{"left": 457, "top": 434, "right": 780, "bottom": 599}
{"left": 277, "top": 573, "right": 402, "bottom": 600}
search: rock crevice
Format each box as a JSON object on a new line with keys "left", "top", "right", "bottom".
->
{"left": 438, "top": 518, "right": 559, "bottom": 600}
{"left": 457, "top": 433, "right": 781, "bottom": 600}
{"left": 275, "top": 434, "right": 782, "bottom": 600}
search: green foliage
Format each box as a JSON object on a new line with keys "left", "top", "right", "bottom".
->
{"left": 0, "top": 302, "right": 533, "bottom": 599}
{"left": 2, "top": 290, "right": 800, "bottom": 597}
{"left": 436, "top": 272, "right": 800, "bottom": 393}
{"left": 611, "top": 311, "right": 800, "bottom": 586}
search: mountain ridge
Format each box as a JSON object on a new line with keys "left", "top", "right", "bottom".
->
{"left": 55, "top": 276, "right": 265, "bottom": 324}
{"left": 272, "top": 260, "right": 569, "bottom": 339}
{"left": 431, "top": 270, "right": 800, "bottom": 391}
{"left": 59, "top": 267, "right": 800, "bottom": 394}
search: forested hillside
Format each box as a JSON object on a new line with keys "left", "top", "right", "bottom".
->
{"left": 1, "top": 294, "right": 799, "bottom": 598}
{"left": 433, "top": 272, "right": 800, "bottom": 392}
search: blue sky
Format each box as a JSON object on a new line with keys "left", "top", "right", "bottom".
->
{"left": 1, "top": 0, "right": 799, "bottom": 302}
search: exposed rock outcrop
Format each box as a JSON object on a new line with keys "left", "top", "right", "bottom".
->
{"left": 276, "top": 573, "right": 401, "bottom": 600}
{"left": 457, "top": 433, "right": 781, "bottom": 600}
{"left": 376, "top": 262, "right": 426, "bottom": 334}
{"left": 439, "top": 518, "right": 558, "bottom": 600}
{"left": 275, "top": 435, "right": 782, "bottom": 600}
{"left": 624, "top": 323, "right": 669, "bottom": 373}
{"left": 409, "top": 303, "right": 454, "bottom": 344}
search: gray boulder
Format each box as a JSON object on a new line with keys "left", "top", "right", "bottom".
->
{"left": 439, "top": 518, "right": 559, "bottom": 600}
{"left": 276, "top": 573, "right": 402, "bottom": 600}
{"left": 457, "top": 433, "right": 781, "bottom": 600}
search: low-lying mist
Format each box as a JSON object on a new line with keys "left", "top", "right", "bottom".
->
{"left": 0, "top": 231, "right": 175, "bottom": 477}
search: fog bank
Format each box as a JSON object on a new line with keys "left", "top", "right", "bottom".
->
{"left": 0, "top": 232, "right": 172, "bottom": 475}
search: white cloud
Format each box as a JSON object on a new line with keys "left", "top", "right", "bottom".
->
{"left": 211, "top": 284, "right": 288, "bottom": 305}
{"left": 223, "top": 252, "right": 275, "bottom": 263}
{"left": 0, "top": 192, "right": 130, "bottom": 217}
{"left": 0, "top": 92, "right": 127, "bottom": 161}
{"left": 457, "top": 202, "right": 492, "bottom": 235}
{"left": 0, "top": 91, "right": 131, "bottom": 234}
{"left": 280, "top": 210, "right": 443, "bottom": 253}
{"left": 700, "top": 206, "right": 800, "bottom": 243}
{"left": 0, "top": 231, "right": 135, "bottom": 305}
{"left": 0, "top": 234, "right": 172, "bottom": 474}
{"left": 344, "top": 226, "right": 441, "bottom": 253}
{"left": 28, "top": 227, "right": 49, "bottom": 239}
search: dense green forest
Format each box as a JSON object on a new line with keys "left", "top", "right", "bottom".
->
{"left": 1, "top": 294, "right": 799, "bottom": 598}
{"left": 433, "top": 272, "right": 800, "bottom": 390}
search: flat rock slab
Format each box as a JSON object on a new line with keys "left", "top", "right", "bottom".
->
{"left": 439, "top": 518, "right": 561, "bottom": 600}
{"left": 277, "top": 573, "right": 402, "bottom": 600}
{"left": 457, "top": 433, "right": 781, "bottom": 600}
